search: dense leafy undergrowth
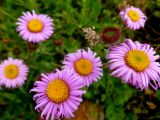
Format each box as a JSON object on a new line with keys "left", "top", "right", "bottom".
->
{"left": 0, "top": 0, "right": 160, "bottom": 120}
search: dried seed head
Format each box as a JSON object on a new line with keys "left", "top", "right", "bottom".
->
{"left": 82, "top": 27, "right": 100, "bottom": 47}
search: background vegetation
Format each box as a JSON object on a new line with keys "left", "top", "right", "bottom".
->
{"left": 0, "top": 0, "right": 160, "bottom": 120}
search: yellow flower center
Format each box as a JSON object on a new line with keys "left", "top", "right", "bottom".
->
{"left": 46, "top": 79, "right": 69, "bottom": 103}
{"left": 125, "top": 50, "right": 150, "bottom": 72}
{"left": 5, "top": 64, "right": 19, "bottom": 79}
{"left": 75, "top": 59, "right": 93, "bottom": 76}
{"left": 27, "top": 19, "right": 43, "bottom": 33}
{"left": 127, "top": 10, "right": 140, "bottom": 22}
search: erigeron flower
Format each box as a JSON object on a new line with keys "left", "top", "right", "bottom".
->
{"left": 107, "top": 39, "right": 160, "bottom": 90}
{"left": 17, "top": 10, "right": 54, "bottom": 43}
{"left": 63, "top": 48, "right": 103, "bottom": 87}
{"left": 0, "top": 58, "right": 29, "bottom": 88}
{"left": 119, "top": 6, "right": 147, "bottom": 30}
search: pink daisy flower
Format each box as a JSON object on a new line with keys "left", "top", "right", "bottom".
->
{"left": 0, "top": 58, "right": 29, "bottom": 88}
{"left": 63, "top": 48, "right": 103, "bottom": 87}
{"left": 16, "top": 10, "right": 54, "bottom": 43}
{"left": 31, "top": 68, "right": 85, "bottom": 120}
{"left": 119, "top": 6, "right": 147, "bottom": 30}
{"left": 106, "top": 39, "right": 160, "bottom": 90}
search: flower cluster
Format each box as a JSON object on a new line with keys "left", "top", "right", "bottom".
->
{"left": 30, "top": 48, "right": 103, "bottom": 119}
{"left": 1, "top": 10, "right": 103, "bottom": 120}
{"left": 1, "top": 4, "right": 160, "bottom": 120}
